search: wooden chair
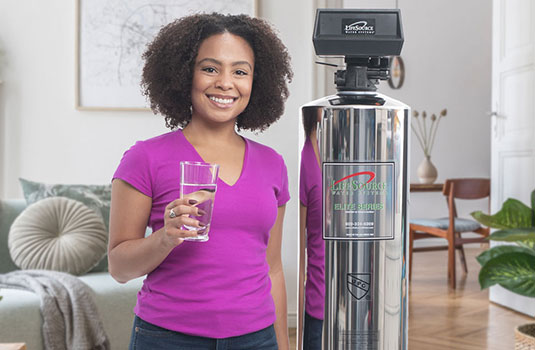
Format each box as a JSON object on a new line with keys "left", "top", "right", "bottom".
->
{"left": 409, "top": 178, "right": 490, "bottom": 289}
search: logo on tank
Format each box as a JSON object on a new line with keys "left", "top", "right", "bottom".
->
{"left": 347, "top": 273, "right": 371, "bottom": 300}
{"left": 342, "top": 19, "right": 376, "bottom": 35}
{"left": 330, "top": 171, "right": 387, "bottom": 200}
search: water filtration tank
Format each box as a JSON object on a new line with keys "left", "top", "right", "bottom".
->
{"left": 301, "top": 9, "right": 409, "bottom": 350}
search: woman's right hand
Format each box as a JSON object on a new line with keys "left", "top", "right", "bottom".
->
{"left": 161, "top": 198, "right": 205, "bottom": 248}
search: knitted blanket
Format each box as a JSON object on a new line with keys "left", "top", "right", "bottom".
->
{"left": 0, "top": 270, "right": 110, "bottom": 350}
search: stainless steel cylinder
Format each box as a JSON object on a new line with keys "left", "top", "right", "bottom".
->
{"left": 302, "top": 91, "right": 409, "bottom": 350}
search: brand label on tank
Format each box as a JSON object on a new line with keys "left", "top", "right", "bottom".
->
{"left": 323, "top": 162, "right": 394, "bottom": 240}
{"left": 342, "top": 18, "right": 376, "bottom": 35}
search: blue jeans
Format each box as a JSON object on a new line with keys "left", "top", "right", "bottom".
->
{"left": 303, "top": 312, "right": 323, "bottom": 350}
{"left": 129, "top": 316, "right": 278, "bottom": 350}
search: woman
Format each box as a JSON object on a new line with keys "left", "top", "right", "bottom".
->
{"left": 108, "top": 13, "right": 293, "bottom": 350}
{"left": 298, "top": 113, "right": 324, "bottom": 350}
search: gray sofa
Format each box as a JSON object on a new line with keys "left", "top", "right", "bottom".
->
{"left": 0, "top": 199, "right": 145, "bottom": 349}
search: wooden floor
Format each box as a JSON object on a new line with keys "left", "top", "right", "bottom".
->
{"left": 289, "top": 247, "right": 533, "bottom": 349}
{"left": 289, "top": 327, "right": 296, "bottom": 349}
{"left": 409, "top": 247, "right": 533, "bottom": 350}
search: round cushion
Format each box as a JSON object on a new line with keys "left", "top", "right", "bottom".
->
{"left": 8, "top": 197, "right": 108, "bottom": 275}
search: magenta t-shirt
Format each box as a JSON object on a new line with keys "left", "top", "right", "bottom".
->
{"left": 299, "top": 137, "right": 324, "bottom": 320}
{"left": 113, "top": 129, "right": 290, "bottom": 338}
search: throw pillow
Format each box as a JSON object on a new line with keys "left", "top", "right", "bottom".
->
{"left": 19, "top": 178, "right": 111, "bottom": 228}
{"left": 8, "top": 197, "right": 108, "bottom": 275}
{"left": 19, "top": 178, "right": 111, "bottom": 272}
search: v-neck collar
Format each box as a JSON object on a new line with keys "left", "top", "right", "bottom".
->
{"left": 177, "top": 129, "right": 248, "bottom": 188}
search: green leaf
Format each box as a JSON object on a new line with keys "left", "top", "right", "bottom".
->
{"left": 478, "top": 252, "right": 535, "bottom": 297}
{"left": 476, "top": 245, "right": 535, "bottom": 266}
{"left": 471, "top": 198, "right": 533, "bottom": 229}
{"left": 518, "top": 241, "right": 535, "bottom": 250}
{"left": 471, "top": 211, "right": 508, "bottom": 229}
{"left": 488, "top": 228, "right": 535, "bottom": 248}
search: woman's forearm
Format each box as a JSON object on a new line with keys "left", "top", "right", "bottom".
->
{"left": 270, "top": 267, "right": 289, "bottom": 350}
{"left": 108, "top": 228, "right": 174, "bottom": 283}
{"left": 108, "top": 180, "right": 202, "bottom": 283}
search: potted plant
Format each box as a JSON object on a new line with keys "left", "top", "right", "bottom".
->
{"left": 471, "top": 190, "right": 535, "bottom": 347}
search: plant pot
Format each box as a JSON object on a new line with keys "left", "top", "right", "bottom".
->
{"left": 515, "top": 323, "right": 535, "bottom": 349}
{"left": 417, "top": 156, "right": 438, "bottom": 184}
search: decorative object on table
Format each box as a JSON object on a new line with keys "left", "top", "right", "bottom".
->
{"left": 411, "top": 108, "right": 447, "bottom": 184}
{"left": 75, "top": 0, "right": 256, "bottom": 110}
{"left": 471, "top": 190, "right": 535, "bottom": 349}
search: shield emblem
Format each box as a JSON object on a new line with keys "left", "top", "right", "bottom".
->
{"left": 347, "top": 273, "right": 371, "bottom": 300}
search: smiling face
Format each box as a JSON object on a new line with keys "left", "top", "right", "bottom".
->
{"left": 190, "top": 32, "right": 255, "bottom": 128}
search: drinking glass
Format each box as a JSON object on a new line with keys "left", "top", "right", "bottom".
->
{"left": 180, "top": 161, "right": 219, "bottom": 242}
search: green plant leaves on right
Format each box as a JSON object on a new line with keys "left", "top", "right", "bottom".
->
{"left": 471, "top": 189, "right": 535, "bottom": 296}
{"left": 476, "top": 244, "right": 535, "bottom": 266}
{"left": 478, "top": 251, "right": 535, "bottom": 297}
{"left": 488, "top": 228, "right": 535, "bottom": 249}
{"left": 471, "top": 198, "right": 532, "bottom": 229}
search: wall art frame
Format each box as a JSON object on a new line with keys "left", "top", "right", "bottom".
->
{"left": 75, "top": 0, "right": 258, "bottom": 111}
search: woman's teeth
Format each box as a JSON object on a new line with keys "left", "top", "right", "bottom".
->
{"left": 209, "top": 96, "right": 234, "bottom": 104}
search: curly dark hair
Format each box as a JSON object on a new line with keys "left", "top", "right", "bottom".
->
{"left": 141, "top": 13, "right": 293, "bottom": 132}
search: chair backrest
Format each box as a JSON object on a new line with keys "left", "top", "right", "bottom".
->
{"left": 442, "top": 178, "right": 490, "bottom": 220}
{"left": 443, "top": 178, "right": 490, "bottom": 200}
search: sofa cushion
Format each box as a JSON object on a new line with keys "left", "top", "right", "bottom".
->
{"left": 19, "top": 178, "right": 111, "bottom": 272}
{"left": 8, "top": 197, "right": 108, "bottom": 275}
{"left": 0, "top": 288, "right": 43, "bottom": 349}
{"left": 0, "top": 199, "right": 27, "bottom": 273}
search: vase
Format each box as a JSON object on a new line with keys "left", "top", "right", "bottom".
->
{"left": 417, "top": 156, "right": 438, "bottom": 184}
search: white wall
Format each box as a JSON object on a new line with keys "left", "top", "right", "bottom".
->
{"left": 0, "top": 0, "right": 316, "bottom": 327}
{"left": 251, "top": 0, "right": 315, "bottom": 327}
{"left": 343, "top": 0, "right": 493, "bottom": 227}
